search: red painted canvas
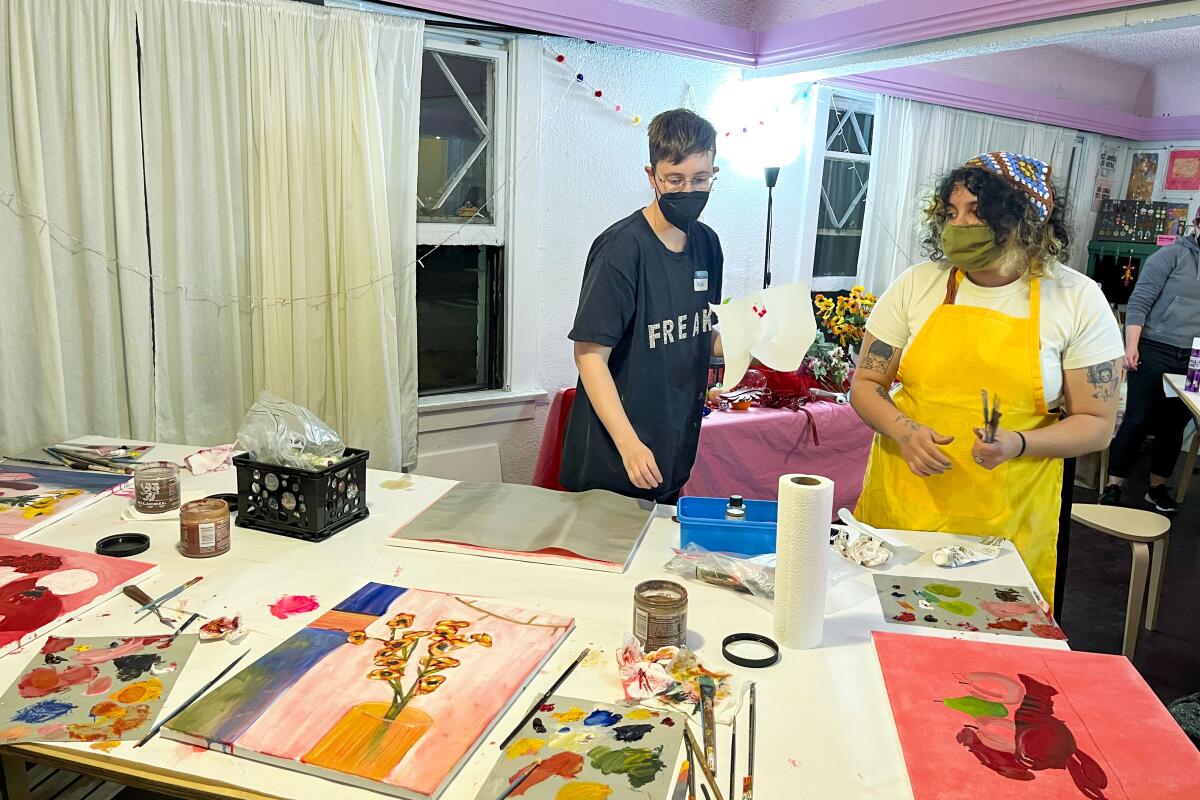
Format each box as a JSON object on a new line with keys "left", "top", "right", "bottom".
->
{"left": 1165, "top": 149, "right": 1200, "bottom": 191}
{"left": 874, "top": 631, "right": 1200, "bottom": 800}
{"left": 0, "top": 539, "right": 157, "bottom": 656}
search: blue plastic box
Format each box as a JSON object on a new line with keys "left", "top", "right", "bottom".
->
{"left": 677, "top": 496, "right": 778, "bottom": 556}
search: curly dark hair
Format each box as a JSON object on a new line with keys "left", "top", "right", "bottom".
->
{"left": 920, "top": 167, "right": 1070, "bottom": 275}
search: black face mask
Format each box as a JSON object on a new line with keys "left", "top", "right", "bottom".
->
{"left": 657, "top": 189, "right": 710, "bottom": 231}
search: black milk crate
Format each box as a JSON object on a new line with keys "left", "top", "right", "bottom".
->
{"left": 233, "top": 448, "right": 369, "bottom": 542}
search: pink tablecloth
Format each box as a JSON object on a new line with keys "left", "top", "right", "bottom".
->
{"left": 681, "top": 404, "right": 874, "bottom": 514}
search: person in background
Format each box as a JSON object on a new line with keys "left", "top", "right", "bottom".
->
{"left": 1100, "top": 224, "right": 1200, "bottom": 511}
{"left": 559, "top": 109, "right": 723, "bottom": 505}
{"left": 850, "top": 153, "right": 1124, "bottom": 609}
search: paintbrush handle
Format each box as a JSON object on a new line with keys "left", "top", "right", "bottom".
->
{"left": 684, "top": 725, "right": 726, "bottom": 800}
{"left": 124, "top": 585, "right": 154, "bottom": 607}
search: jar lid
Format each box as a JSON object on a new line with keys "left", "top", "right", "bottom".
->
{"left": 95, "top": 533, "right": 150, "bottom": 558}
{"left": 181, "top": 498, "right": 229, "bottom": 516}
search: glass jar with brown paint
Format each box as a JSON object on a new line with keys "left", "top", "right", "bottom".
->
{"left": 134, "top": 461, "right": 181, "bottom": 514}
{"left": 179, "top": 498, "right": 231, "bottom": 558}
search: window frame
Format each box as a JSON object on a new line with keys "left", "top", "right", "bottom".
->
{"left": 416, "top": 36, "right": 509, "bottom": 247}
{"left": 805, "top": 86, "right": 877, "bottom": 293}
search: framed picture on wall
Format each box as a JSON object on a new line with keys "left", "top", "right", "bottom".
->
{"left": 1125, "top": 150, "right": 1163, "bottom": 201}
{"left": 1165, "top": 149, "right": 1200, "bottom": 192}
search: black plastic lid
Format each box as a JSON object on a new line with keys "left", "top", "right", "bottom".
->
{"left": 95, "top": 533, "right": 151, "bottom": 558}
{"left": 728, "top": 495, "right": 744, "bottom": 507}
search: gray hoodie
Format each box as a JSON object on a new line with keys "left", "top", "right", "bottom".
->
{"left": 1124, "top": 234, "right": 1200, "bottom": 349}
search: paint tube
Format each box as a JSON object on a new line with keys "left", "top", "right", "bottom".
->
{"left": 932, "top": 542, "right": 1001, "bottom": 568}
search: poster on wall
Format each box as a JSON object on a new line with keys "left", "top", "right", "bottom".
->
{"left": 1091, "top": 142, "right": 1119, "bottom": 211}
{"left": 1165, "top": 149, "right": 1200, "bottom": 192}
{"left": 1126, "top": 151, "right": 1161, "bottom": 201}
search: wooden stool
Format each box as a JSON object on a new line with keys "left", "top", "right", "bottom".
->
{"left": 1071, "top": 504, "right": 1171, "bottom": 661}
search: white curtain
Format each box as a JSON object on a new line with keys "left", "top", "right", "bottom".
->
{"left": 137, "top": 0, "right": 422, "bottom": 470}
{"left": 858, "top": 95, "right": 1078, "bottom": 295}
{"left": 0, "top": 0, "right": 153, "bottom": 455}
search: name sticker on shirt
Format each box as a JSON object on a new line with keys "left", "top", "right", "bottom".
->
{"left": 693, "top": 270, "right": 709, "bottom": 293}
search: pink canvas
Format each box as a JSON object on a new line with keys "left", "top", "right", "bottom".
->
{"left": 0, "top": 539, "right": 158, "bottom": 656}
{"left": 164, "top": 583, "right": 575, "bottom": 800}
{"left": 874, "top": 631, "right": 1200, "bottom": 800}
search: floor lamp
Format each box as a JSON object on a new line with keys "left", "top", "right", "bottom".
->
{"left": 763, "top": 166, "right": 780, "bottom": 288}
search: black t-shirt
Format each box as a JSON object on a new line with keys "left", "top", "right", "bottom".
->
{"left": 560, "top": 209, "right": 724, "bottom": 500}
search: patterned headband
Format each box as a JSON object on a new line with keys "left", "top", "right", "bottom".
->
{"left": 964, "top": 152, "right": 1054, "bottom": 222}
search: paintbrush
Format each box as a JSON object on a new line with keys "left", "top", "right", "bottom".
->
{"left": 495, "top": 759, "right": 539, "bottom": 800}
{"left": 744, "top": 683, "right": 756, "bottom": 800}
{"left": 136, "top": 577, "right": 203, "bottom": 617}
{"left": 45, "top": 447, "right": 132, "bottom": 475}
{"left": 134, "top": 650, "right": 250, "bottom": 747}
{"left": 684, "top": 723, "right": 725, "bottom": 800}
{"left": 729, "top": 717, "right": 737, "bottom": 800}
{"left": 686, "top": 730, "right": 697, "bottom": 800}
{"left": 498, "top": 648, "right": 589, "bottom": 749}
{"left": 168, "top": 613, "right": 202, "bottom": 643}
{"left": 991, "top": 396, "right": 1001, "bottom": 442}
{"left": 123, "top": 585, "right": 175, "bottom": 628}
{"left": 981, "top": 389, "right": 990, "bottom": 438}
{"left": 699, "top": 675, "right": 717, "bottom": 773}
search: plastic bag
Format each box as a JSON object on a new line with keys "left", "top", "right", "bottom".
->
{"left": 236, "top": 391, "right": 346, "bottom": 469}
{"left": 663, "top": 543, "right": 874, "bottom": 614}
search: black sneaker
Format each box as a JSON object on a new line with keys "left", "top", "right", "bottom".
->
{"left": 1145, "top": 485, "right": 1178, "bottom": 513}
{"left": 1099, "top": 484, "right": 1122, "bottom": 506}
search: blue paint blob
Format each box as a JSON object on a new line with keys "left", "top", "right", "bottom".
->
{"left": 584, "top": 709, "right": 623, "bottom": 727}
{"left": 12, "top": 700, "right": 76, "bottom": 724}
{"left": 559, "top": 727, "right": 571, "bottom": 733}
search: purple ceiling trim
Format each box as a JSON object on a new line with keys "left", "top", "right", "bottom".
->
{"left": 383, "top": 0, "right": 756, "bottom": 65}
{"left": 755, "top": 0, "right": 1160, "bottom": 66}
{"left": 829, "top": 67, "right": 1170, "bottom": 140}
{"left": 1141, "top": 115, "right": 1200, "bottom": 142}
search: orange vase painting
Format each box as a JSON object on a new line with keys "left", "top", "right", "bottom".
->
{"left": 163, "top": 583, "right": 574, "bottom": 799}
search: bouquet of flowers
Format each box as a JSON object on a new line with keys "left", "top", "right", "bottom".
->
{"left": 813, "top": 285, "right": 876, "bottom": 349}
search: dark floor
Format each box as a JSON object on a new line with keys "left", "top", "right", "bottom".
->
{"left": 1060, "top": 446, "right": 1200, "bottom": 704}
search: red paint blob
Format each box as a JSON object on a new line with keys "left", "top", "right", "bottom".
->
{"left": 987, "top": 618, "right": 1028, "bottom": 632}
{"left": 1031, "top": 624, "right": 1067, "bottom": 640}
{"left": 555, "top": 54, "right": 565, "bottom": 62}
{"left": 539, "top": 703, "right": 555, "bottom": 712}
{"left": 268, "top": 595, "right": 319, "bottom": 619}
{"left": 509, "top": 751, "right": 583, "bottom": 796}
{"left": 594, "top": 90, "right": 603, "bottom": 98}
{"left": 892, "top": 612, "right": 917, "bottom": 622}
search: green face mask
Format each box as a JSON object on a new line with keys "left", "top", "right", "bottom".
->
{"left": 941, "top": 224, "right": 1002, "bottom": 272}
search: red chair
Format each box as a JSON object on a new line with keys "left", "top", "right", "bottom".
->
{"left": 532, "top": 387, "right": 576, "bottom": 490}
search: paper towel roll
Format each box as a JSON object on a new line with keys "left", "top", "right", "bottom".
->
{"left": 774, "top": 474, "right": 834, "bottom": 649}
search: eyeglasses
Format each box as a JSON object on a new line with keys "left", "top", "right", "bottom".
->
{"left": 657, "top": 174, "right": 717, "bottom": 193}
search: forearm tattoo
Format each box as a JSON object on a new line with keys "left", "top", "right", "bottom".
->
{"left": 1086, "top": 359, "right": 1119, "bottom": 401}
{"left": 874, "top": 385, "right": 895, "bottom": 405}
{"left": 895, "top": 414, "right": 921, "bottom": 444}
{"left": 861, "top": 339, "right": 895, "bottom": 374}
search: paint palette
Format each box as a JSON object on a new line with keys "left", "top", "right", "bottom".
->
{"left": 473, "top": 695, "right": 683, "bottom": 800}
{"left": 873, "top": 576, "right": 1065, "bottom": 641}
{"left": 0, "top": 634, "right": 197, "bottom": 744}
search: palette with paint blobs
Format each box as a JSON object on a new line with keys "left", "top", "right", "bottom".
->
{"left": 473, "top": 695, "right": 684, "bottom": 800}
{"left": 873, "top": 575, "right": 1066, "bottom": 641}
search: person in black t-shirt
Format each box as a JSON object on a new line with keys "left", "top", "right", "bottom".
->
{"left": 559, "top": 109, "right": 724, "bottom": 505}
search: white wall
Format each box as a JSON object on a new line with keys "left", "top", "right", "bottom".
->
{"left": 417, "top": 36, "right": 816, "bottom": 484}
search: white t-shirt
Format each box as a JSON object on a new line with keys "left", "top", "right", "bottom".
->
{"left": 867, "top": 261, "right": 1124, "bottom": 409}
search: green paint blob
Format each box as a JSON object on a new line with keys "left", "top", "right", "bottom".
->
{"left": 587, "top": 744, "right": 666, "bottom": 788}
{"left": 936, "top": 599, "right": 977, "bottom": 616}
{"left": 942, "top": 695, "right": 1008, "bottom": 718}
{"left": 924, "top": 583, "right": 962, "bottom": 598}
{"left": 916, "top": 590, "right": 941, "bottom": 604}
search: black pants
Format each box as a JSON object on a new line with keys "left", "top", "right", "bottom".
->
{"left": 1108, "top": 339, "right": 1193, "bottom": 481}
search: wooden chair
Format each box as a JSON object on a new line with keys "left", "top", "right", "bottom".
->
{"left": 1176, "top": 429, "right": 1199, "bottom": 504}
{"left": 1070, "top": 504, "right": 1171, "bottom": 661}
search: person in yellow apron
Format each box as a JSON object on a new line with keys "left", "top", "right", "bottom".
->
{"left": 851, "top": 153, "right": 1123, "bottom": 611}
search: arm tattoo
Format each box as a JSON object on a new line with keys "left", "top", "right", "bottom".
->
{"left": 1086, "top": 359, "right": 1119, "bottom": 401}
{"left": 874, "top": 385, "right": 895, "bottom": 405}
{"left": 861, "top": 340, "right": 896, "bottom": 374}
{"left": 895, "top": 414, "right": 921, "bottom": 444}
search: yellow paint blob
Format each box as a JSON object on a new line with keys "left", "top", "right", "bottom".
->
{"left": 624, "top": 708, "right": 657, "bottom": 720}
{"left": 549, "top": 730, "right": 597, "bottom": 753}
{"left": 111, "top": 678, "right": 163, "bottom": 705}
{"left": 505, "top": 737, "right": 547, "bottom": 760}
{"left": 90, "top": 741, "right": 121, "bottom": 753}
{"left": 553, "top": 707, "right": 588, "bottom": 723}
{"left": 555, "top": 782, "right": 613, "bottom": 800}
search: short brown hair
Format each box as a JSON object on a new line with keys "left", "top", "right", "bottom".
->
{"left": 648, "top": 109, "right": 717, "bottom": 169}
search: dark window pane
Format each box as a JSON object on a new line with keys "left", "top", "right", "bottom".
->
{"left": 818, "top": 160, "right": 869, "bottom": 232}
{"left": 416, "top": 245, "right": 503, "bottom": 395}
{"left": 826, "top": 107, "right": 874, "bottom": 155}
{"left": 418, "top": 51, "right": 494, "bottom": 223}
{"left": 814, "top": 233, "right": 863, "bottom": 277}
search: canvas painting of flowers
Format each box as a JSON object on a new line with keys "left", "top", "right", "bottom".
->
{"left": 164, "top": 583, "right": 575, "bottom": 799}
{"left": 0, "top": 538, "right": 158, "bottom": 657}
{"left": 0, "top": 467, "right": 131, "bottom": 540}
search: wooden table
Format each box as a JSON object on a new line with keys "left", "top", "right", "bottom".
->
{"left": 1164, "top": 373, "right": 1200, "bottom": 502}
{"left": 1, "top": 439, "right": 1061, "bottom": 800}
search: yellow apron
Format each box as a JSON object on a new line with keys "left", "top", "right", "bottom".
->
{"left": 855, "top": 268, "right": 1062, "bottom": 606}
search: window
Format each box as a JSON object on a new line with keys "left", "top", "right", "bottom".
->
{"left": 813, "top": 96, "right": 875, "bottom": 280}
{"left": 416, "top": 35, "right": 508, "bottom": 396}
